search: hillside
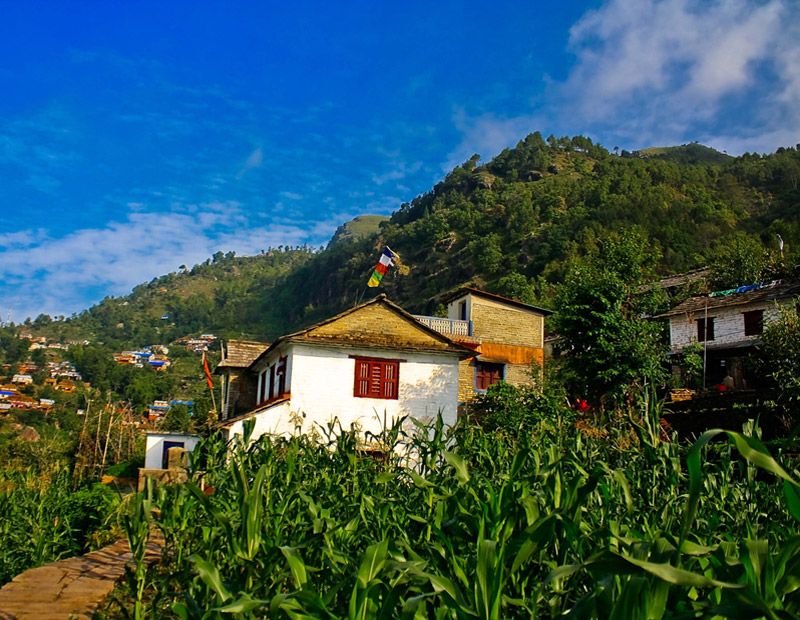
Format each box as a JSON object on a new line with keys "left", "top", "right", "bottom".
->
{"left": 6, "top": 134, "right": 800, "bottom": 349}
{"left": 632, "top": 142, "right": 732, "bottom": 165}
{"left": 328, "top": 215, "right": 390, "bottom": 248}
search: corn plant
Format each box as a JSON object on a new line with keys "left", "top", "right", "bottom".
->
{"left": 111, "top": 410, "right": 800, "bottom": 619}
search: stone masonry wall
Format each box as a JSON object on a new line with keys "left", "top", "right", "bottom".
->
{"left": 457, "top": 360, "right": 537, "bottom": 404}
{"left": 470, "top": 298, "right": 544, "bottom": 348}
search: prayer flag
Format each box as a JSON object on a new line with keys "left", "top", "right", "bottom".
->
{"left": 367, "top": 247, "right": 396, "bottom": 287}
{"left": 203, "top": 352, "right": 214, "bottom": 389}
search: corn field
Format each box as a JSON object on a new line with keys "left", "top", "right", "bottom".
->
{"left": 115, "top": 413, "right": 800, "bottom": 619}
{"left": 0, "top": 468, "right": 119, "bottom": 585}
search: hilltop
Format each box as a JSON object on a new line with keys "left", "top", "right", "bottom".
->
{"left": 632, "top": 142, "right": 732, "bottom": 165}
{"left": 329, "top": 215, "right": 390, "bottom": 248}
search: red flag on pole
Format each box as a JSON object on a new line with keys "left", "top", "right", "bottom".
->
{"left": 203, "top": 352, "right": 214, "bottom": 389}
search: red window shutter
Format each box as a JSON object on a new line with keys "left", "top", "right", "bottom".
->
{"left": 382, "top": 362, "right": 398, "bottom": 398}
{"left": 354, "top": 361, "right": 371, "bottom": 397}
{"left": 353, "top": 359, "right": 399, "bottom": 399}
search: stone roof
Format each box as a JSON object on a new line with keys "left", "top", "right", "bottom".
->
{"left": 217, "top": 340, "right": 270, "bottom": 370}
{"left": 657, "top": 279, "right": 800, "bottom": 319}
{"left": 653, "top": 267, "right": 710, "bottom": 289}
{"left": 249, "top": 295, "right": 475, "bottom": 368}
{"left": 440, "top": 286, "right": 554, "bottom": 315}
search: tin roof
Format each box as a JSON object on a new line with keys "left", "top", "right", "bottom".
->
{"left": 657, "top": 279, "right": 800, "bottom": 318}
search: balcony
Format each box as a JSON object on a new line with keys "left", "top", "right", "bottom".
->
{"left": 413, "top": 315, "right": 472, "bottom": 337}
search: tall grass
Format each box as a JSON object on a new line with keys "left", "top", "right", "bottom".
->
{"left": 0, "top": 468, "right": 119, "bottom": 585}
{"left": 120, "top": 414, "right": 799, "bottom": 619}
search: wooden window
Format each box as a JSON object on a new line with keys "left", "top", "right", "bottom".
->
{"left": 353, "top": 358, "right": 399, "bottom": 399}
{"left": 696, "top": 317, "right": 715, "bottom": 342}
{"left": 743, "top": 310, "right": 764, "bottom": 336}
{"left": 276, "top": 356, "right": 287, "bottom": 396}
{"left": 268, "top": 365, "right": 275, "bottom": 401}
{"left": 459, "top": 301, "right": 467, "bottom": 321}
{"left": 475, "top": 362, "right": 504, "bottom": 391}
{"left": 259, "top": 370, "right": 267, "bottom": 403}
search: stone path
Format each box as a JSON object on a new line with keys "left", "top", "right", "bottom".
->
{"left": 0, "top": 531, "right": 163, "bottom": 620}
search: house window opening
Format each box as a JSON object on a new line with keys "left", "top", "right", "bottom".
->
{"left": 743, "top": 310, "right": 764, "bottom": 336}
{"left": 475, "top": 362, "right": 504, "bottom": 391}
{"left": 162, "top": 441, "right": 184, "bottom": 470}
{"left": 696, "top": 317, "right": 715, "bottom": 342}
{"left": 354, "top": 358, "right": 399, "bottom": 399}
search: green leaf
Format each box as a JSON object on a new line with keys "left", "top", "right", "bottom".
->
{"left": 357, "top": 539, "right": 389, "bottom": 588}
{"left": 280, "top": 546, "right": 308, "bottom": 588}
{"left": 215, "top": 594, "right": 268, "bottom": 613}
{"left": 443, "top": 450, "right": 470, "bottom": 485}
{"left": 189, "top": 554, "right": 231, "bottom": 603}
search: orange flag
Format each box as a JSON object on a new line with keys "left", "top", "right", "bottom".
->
{"left": 203, "top": 352, "right": 214, "bottom": 389}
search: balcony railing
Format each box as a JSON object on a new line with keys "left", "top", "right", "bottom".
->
{"left": 413, "top": 315, "right": 472, "bottom": 337}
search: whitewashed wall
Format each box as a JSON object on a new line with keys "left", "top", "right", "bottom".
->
{"left": 226, "top": 343, "right": 461, "bottom": 443}
{"left": 447, "top": 295, "right": 473, "bottom": 321}
{"left": 669, "top": 301, "right": 789, "bottom": 351}
{"left": 224, "top": 400, "right": 292, "bottom": 443}
{"left": 144, "top": 433, "right": 201, "bottom": 470}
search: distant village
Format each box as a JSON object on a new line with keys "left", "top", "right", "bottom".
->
{"left": 0, "top": 333, "right": 217, "bottom": 420}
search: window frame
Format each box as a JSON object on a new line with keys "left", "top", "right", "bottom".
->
{"left": 696, "top": 317, "right": 715, "bottom": 342}
{"left": 743, "top": 309, "right": 764, "bottom": 336}
{"left": 352, "top": 356, "right": 401, "bottom": 400}
{"left": 474, "top": 361, "right": 505, "bottom": 392}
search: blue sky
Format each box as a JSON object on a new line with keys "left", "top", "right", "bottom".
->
{"left": 1, "top": 0, "right": 798, "bottom": 321}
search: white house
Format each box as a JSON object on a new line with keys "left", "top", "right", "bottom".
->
{"left": 657, "top": 279, "right": 800, "bottom": 389}
{"left": 217, "top": 295, "right": 474, "bottom": 444}
{"left": 143, "top": 431, "right": 201, "bottom": 470}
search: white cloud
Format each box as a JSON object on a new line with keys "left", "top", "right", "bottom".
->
{"left": 448, "top": 0, "right": 799, "bottom": 157}
{"left": 0, "top": 203, "right": 325, "bottom": 321}
{"left": 562, "top": 0, "right": 799, "bottom": 151}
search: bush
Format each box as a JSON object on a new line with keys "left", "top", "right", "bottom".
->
{"left": 470, "top": 380, "right": 573, "bottom": 432}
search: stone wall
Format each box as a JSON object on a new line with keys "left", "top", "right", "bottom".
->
{"left": 470, "top": 297, "right": 544, "bottom": 348}
{"left": 668, "top": 300, "right": 789, "bottom": 351}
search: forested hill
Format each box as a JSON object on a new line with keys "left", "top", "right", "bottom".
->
{"left": 12, "top": 133, "right": 800, "bottom": 348}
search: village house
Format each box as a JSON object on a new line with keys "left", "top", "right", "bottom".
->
{"left": 413, "top": 287, "right": 552, "bottom": 405}
{"left": 216, "top": 295, "right": 475, "bottom": 443}
{"left": 657, "top": 279, "right": 800, "bottom": 390}
{"left": 216, "top": 289, "right": 552, "bottom": 444}
{"left": 139, "top": 431, "right": 201, "bottom": 490}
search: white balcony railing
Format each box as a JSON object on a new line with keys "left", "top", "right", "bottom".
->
{"left": 413, "top": 315, "right": 472, "bottom": 337}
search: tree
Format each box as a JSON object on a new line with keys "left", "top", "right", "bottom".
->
{"left": 554, "top": 230, "right": 667, "bottom": 407}
{"left": 161, "top": 404, "right": 191, "bottom": 433}
{"left": 709, "top": 233, "right": 785, "bottom": 290}
{"left": 757, "top": 301, "right": 800, "bottom": 421}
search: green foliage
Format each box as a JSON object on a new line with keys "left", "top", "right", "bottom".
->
{"left": 709, "top": 232, "right": 787, "bottom": 289}
{"left": 758, "top": 301, "right": 800, "bottom": 416}
{"left": 108, "top": 415, "right": 800, "bottom": 618}
{"left": 470, "top": 380, "right": 573, "bottom": 432}
{"left": 0, "top": 469, "right": 119, "bottom": 585}
{"left": 679, "top": 342, "right": 705, "bottom": 389}
{"left": 554, "top": 230, "right": 668, "bottom": 405}
{"left": 162, "top": 404, "right": 192, "bottom": 433}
